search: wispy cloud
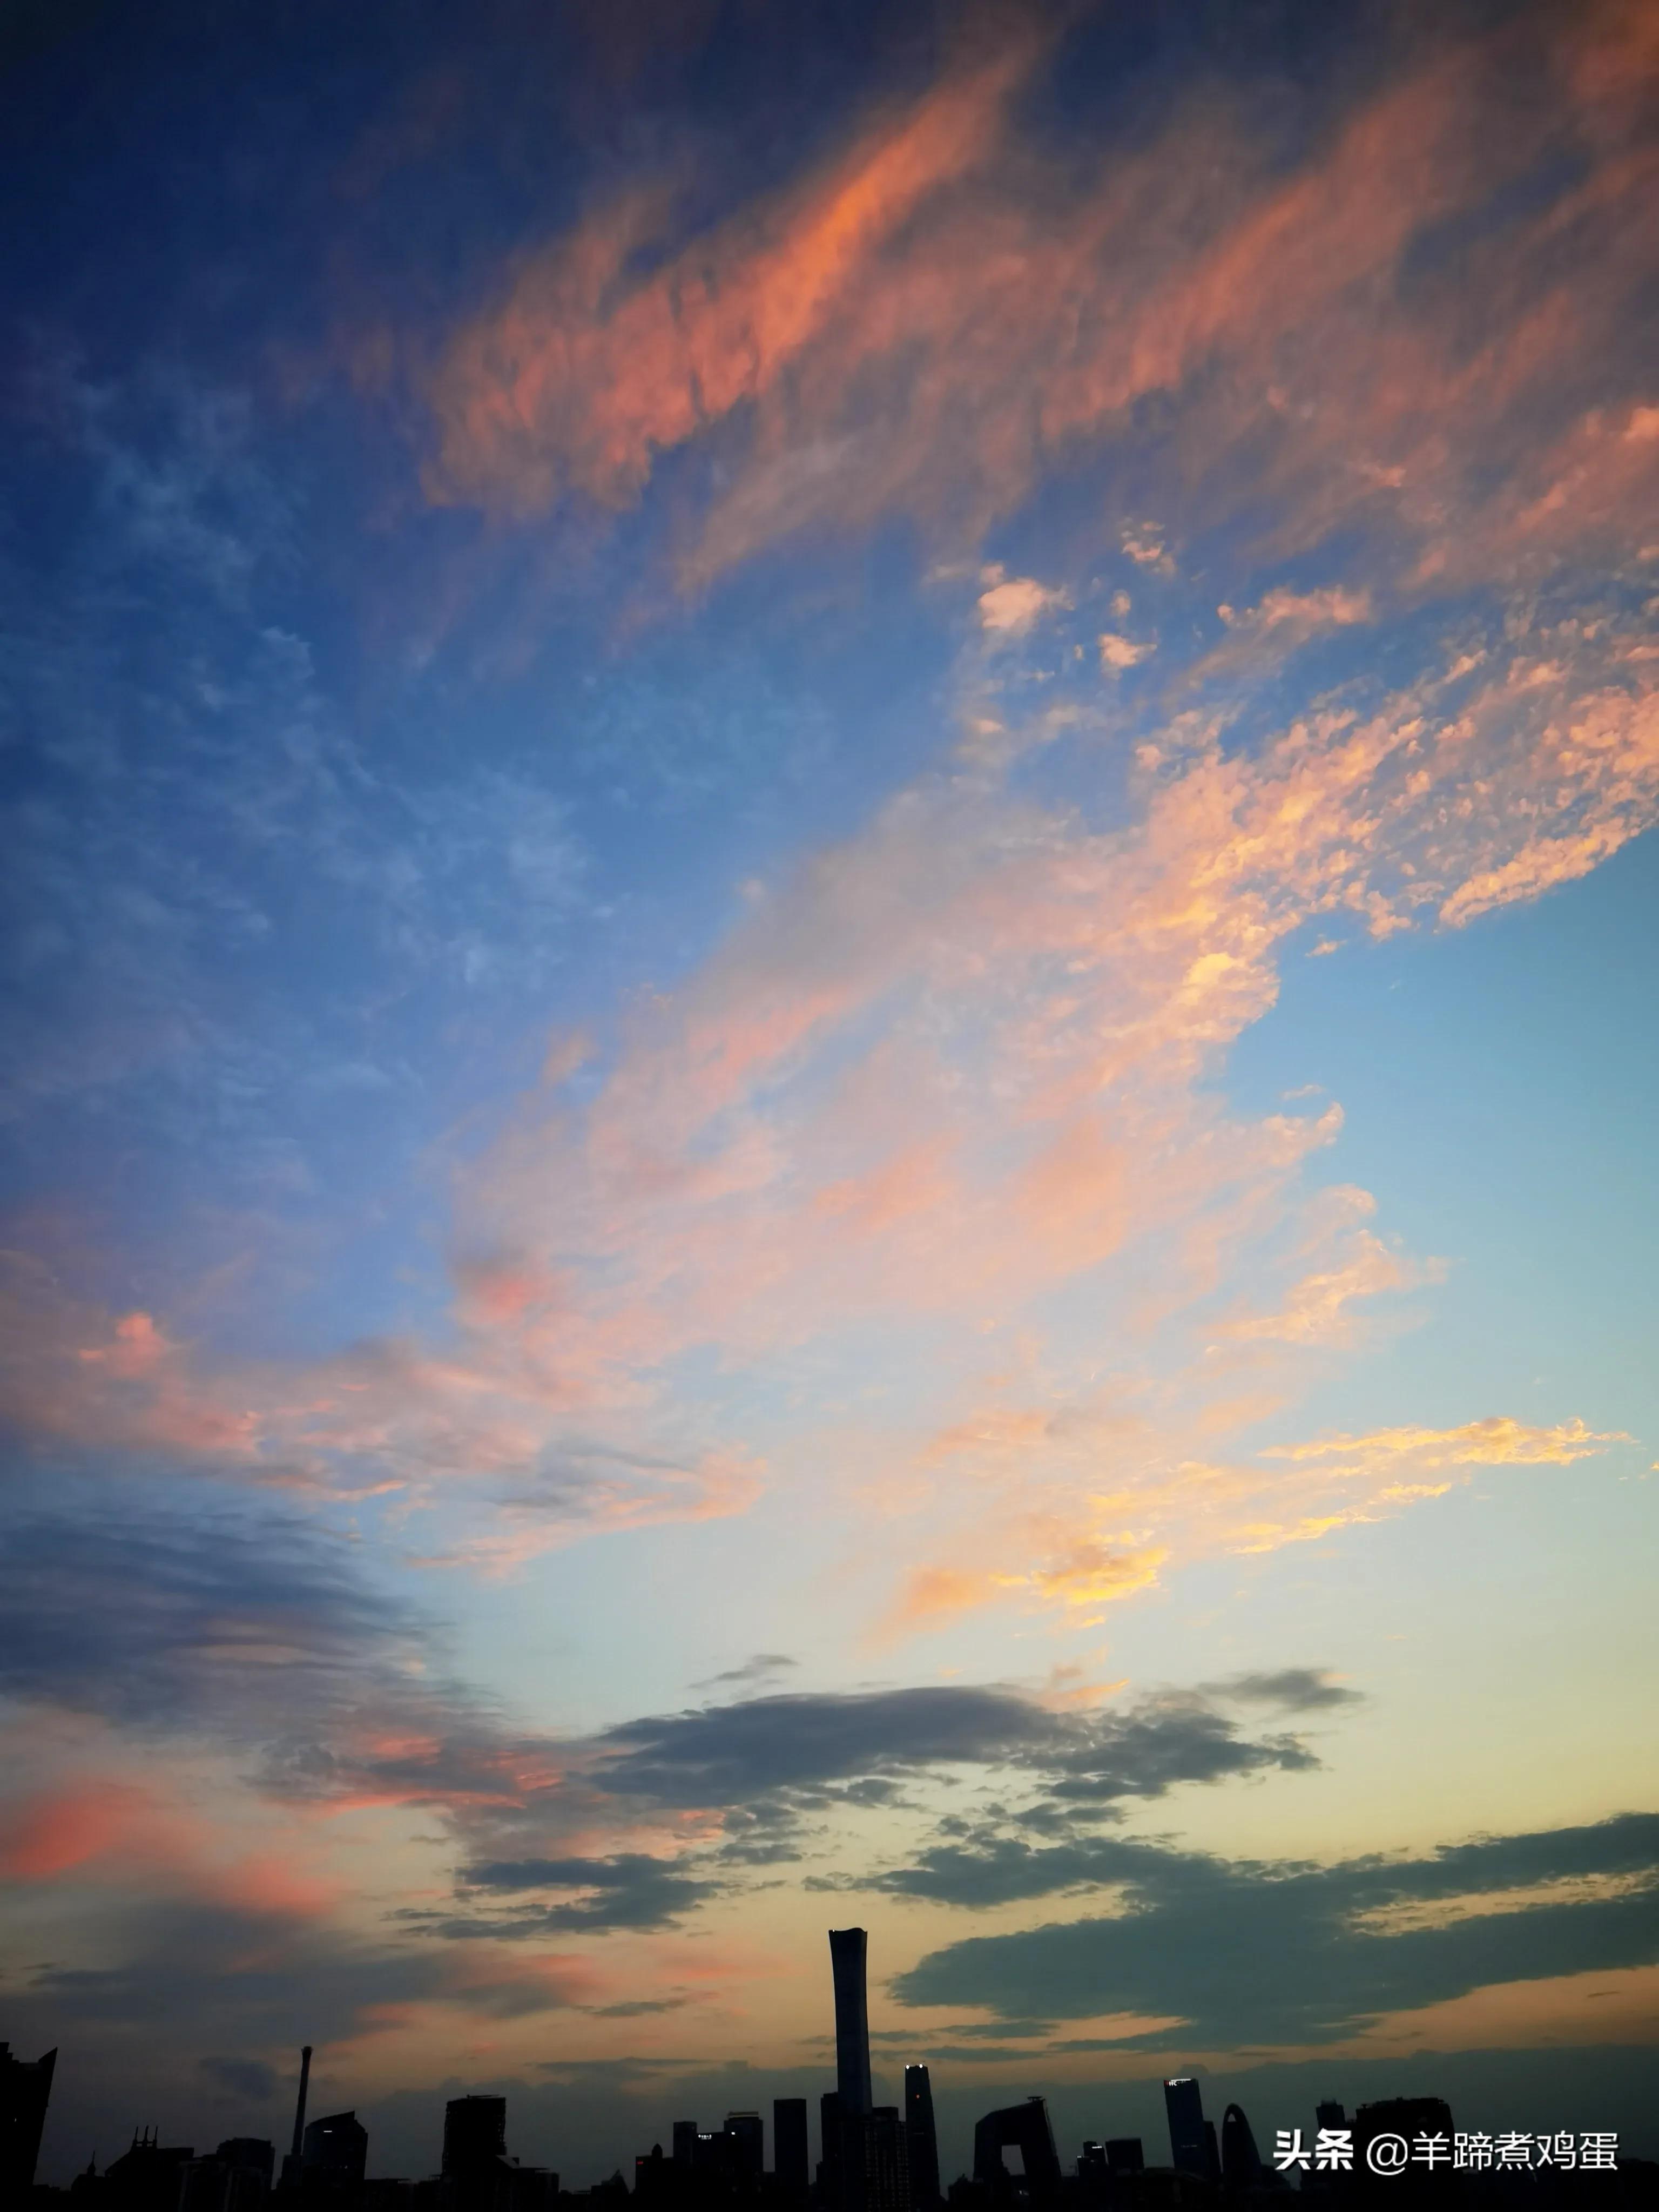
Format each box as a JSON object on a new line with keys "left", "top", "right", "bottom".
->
{"left": 3, "top": 593, "right": 1650, "bottom": 1601}
{"left": 419, "top": 7, "right": 1658, "bottom": 595}
{"left": 892, "top": 1814, "right": 1659, "bottom": 2050}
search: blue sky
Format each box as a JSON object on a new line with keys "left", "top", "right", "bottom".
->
{"left": 3, "top": 0, "right": 1658, "bottom": 2184}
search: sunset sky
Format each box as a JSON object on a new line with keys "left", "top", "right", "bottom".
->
{"left": 3, "top": 0, "right": 1657, "bottom": 2185}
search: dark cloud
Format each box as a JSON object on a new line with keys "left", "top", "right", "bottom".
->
{"left": 442, "top": 1971, "right": 588, "bottom": 2021}
{"left": 694, "top": 1653, "right": 799, "bottom": 1689}
{"left": 862, "top": 1832, "right": 1156, "bottom": 1907}
{"left": 0, "top": 1491, "right": 1363, "bottom": 1965}
{"left": 453, "top": 1854, "right": 718, "bottom": 1932}
{"left": 588, "top": 1998, "right": 690, "bottom": 2019}
{"left": 19, "top": 1894, "right": 446, "bottom": 2041}
{"left": 199, "top": 2055, "right": 279, "bottom": 2102}
{"left": 0, "top": 1491, "right": 427, "bottom": 1732}
{"left": 1201, "top": 1669, "right": 1363, "bottom": 1713}
{"left": 589, "top": 1685, "right": 1320, "bottom": 1814}
{"left": 0, "top": 1502, "right": 1317, "bottom": 1857}
{"left": 1035, "top": 1699, "right": 1318, "bottom": 1807}
{"left": 892, "top": 1813, "right": 1659, "bottom": 2046}
{"left": 590, "top": 1687, "right": 1050, "bottom": 1802}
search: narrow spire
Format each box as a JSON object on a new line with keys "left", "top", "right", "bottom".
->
{"left": 290, "top": 2046, "right": 314, "bottom": 2161}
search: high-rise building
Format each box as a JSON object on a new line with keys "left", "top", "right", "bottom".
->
{"left": 774, "top": 2099, "right": 810, "bottom": 2201}
{"left": 1162, "top": 2080, "right": 1206, "bottom": 2179}
{"left": 902, "top": 2067, "right": 940, "bottom": 2211}
{"left": 497, "top": 2166, "right": 559, "bottom": 2212}
{"left": 673, "top": 2122, "right": 699, "bottom": 2167}
{"left": 636, "top": 2144, "right": 671, "bottom": 2201}
{"left": 727, "top": 2113, "right": 764, "bottom": 2182}
{"left": 1, "top": 2044, "right": 57, "bottom": 2198}
{"left": 1220, "top": 2107, "right": 1263, "bottom": 2189}
{"left": 218, "top": 2139, "right": 276, "bottom": 2187}
{"left": 1354, "top": 2100, "right": 1453, "bottom": 2157}
{"left": 1315, "top": 2102, "right": 1346, "bottom": 2133}
{"left": 1104, "top": 2142, "right": 1143, "bottom": 2178}
{"left": 444, "top": 2096, "right": 508, "bottom": 2174}
{"left": 972, "top": 2100, "right": 1062, "bottom": 2209}
{"left": 821, "top": 2091, "right": 846, "bottom": 2208}
{"left": 828, "top": 1929, "right": 873, "bottom": 2118}
{"left": 687, "top": 2128, "right": 746, "bottom": 2188}
{"left": 303, "top": 2111, "right": 368, "bottom": 2192}
{"left": 179, "top": 2154, "right": 269, "bottom": 2212}
{"left": 853, "top": 2109, "right": 910, "bottom": 2212}
{"left": 106, "top": 2129, "right": 197, "bottom": 2211}
{"left": 444, "top": 2094, "right": 510, "bottom": 2212}
{"left": 362, "top": 2186, "right": 419, "bottom": 2212}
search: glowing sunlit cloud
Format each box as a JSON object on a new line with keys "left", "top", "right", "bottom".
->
{"left": 978, "top": 575, "right": 1069, "bottom": 635}
{"left": 418, "top": 6, "right": 1656, "bottom": 593}
{"left": 3, "top": 612, "right": 1653, "bottom": 1608}
{"left": 1259, "top": 1415, "right": 1627, "bottom": 1472}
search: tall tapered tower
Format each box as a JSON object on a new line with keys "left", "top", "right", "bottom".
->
{"left": 903, "top": 2065, "right": 940, "bottom": 2209}
{"left": 827, "top": 1928, "right": 873, "bottom": 2117}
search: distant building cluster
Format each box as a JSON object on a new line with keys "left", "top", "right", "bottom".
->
{"left": 6, "top": 1940, "right": 1654, "bottom": 2212}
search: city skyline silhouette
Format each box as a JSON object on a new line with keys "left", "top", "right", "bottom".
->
{"left": 2, "top": 0, "right": 1656, "bottom": 2184}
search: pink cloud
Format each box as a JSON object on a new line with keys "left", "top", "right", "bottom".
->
{"left": 412, "top": 6, "right": 1656, "bottom": 596}
{"left": 978, "top": 575, "right": 1068, "bottom": 635}
{"left": 0, "top": 1773, "right": 343, "bottom": 1919}
{"left": 2, "top": 579, "right": 1652, "bottom": 1618}
{"left": 422, "top": 37, "right": 1044, "bottom": 520}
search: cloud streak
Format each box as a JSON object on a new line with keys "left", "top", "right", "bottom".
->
{"left": 421, "top": 5, "right": 1658, "bottom": 595}
{"left": 892, "top": 1813, "right": 1659, "bottom": 2048}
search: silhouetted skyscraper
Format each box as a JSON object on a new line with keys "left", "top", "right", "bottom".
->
{"left": 829, "top": 1929, "right": 873, "bottom": 2117}
{"left": 854, "top": 2110, "right": 909, "bottom": 2212}
{"left": 727, "top": 2113, "right": 764, "bottom": 2182}
{"left": 304, "top": 2111, "right": 368, "bottom": 2192}
{"left": 107, "top": 2129, "right": 197, "bottom": 2211}
{"left": 498, "top": 2171, "right": 559, "bottom": 2212}
{"left": 180, "top": 2154, "right": 268, "bottom": 2212}
{"left": 1, "top": 2043, "right": 57, "bottom": 2197}
{"left": 1354, "top": 2100, "right": 1453, "bottom": 2159}
{"left": 774, "top": 2099, "right": 809, "bottom": 2201}
{"left": 217, "top": 2140, "right": 276, "bottom": 2187}
{"left": 1104, "top": 2142, "right": 1144, "bottom": 2179}
{"left": 972, "top": 2100, "right": 1062, "bottom": 2209}
{"left": 636, "top": 2145, "right": 672, "bottom": 2201}
{"left": 821, "top": 2093, "right": 847, "bottom": 2212}
{"left": 1315, "top": 2102, "right": 1345, "bottom": 2133}
{"left": 444, "top": 2096, "right": 508, "bottom": 2175}
{"left": 1220, "top": 2107, "right": 1263, "bottom": 2190}
{"left": 444, "top": 2093, "right": 511, "bottom": 2212}
{"left": 673, "top": 2122, "right": 699, "bottom": 2167}
{"left": 903, "top": 2067, "right": 940, "bottom": 2211}
{"left": 1163, "top": 2080, "right": 1206, "bottom": 2179}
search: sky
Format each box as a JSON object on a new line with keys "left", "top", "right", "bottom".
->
{"left": 2, "top": 0, "right": 1657, "bottom": 2186}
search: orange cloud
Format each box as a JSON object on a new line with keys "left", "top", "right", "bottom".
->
{"left": 423, "top": 37, "right": 1044, "bottom": 518}
{"left": 894, "top": 1402, "right": 1628, "bottom": 1628}
{"left": 1259, "top": 1415, "right": 1626, "bottom": 1473}
{"left": 3, "top": 603, "right": 1651, "bottom": 1610}
{"left": 417, "top": 5, "right": 1657, "bottom": 595}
